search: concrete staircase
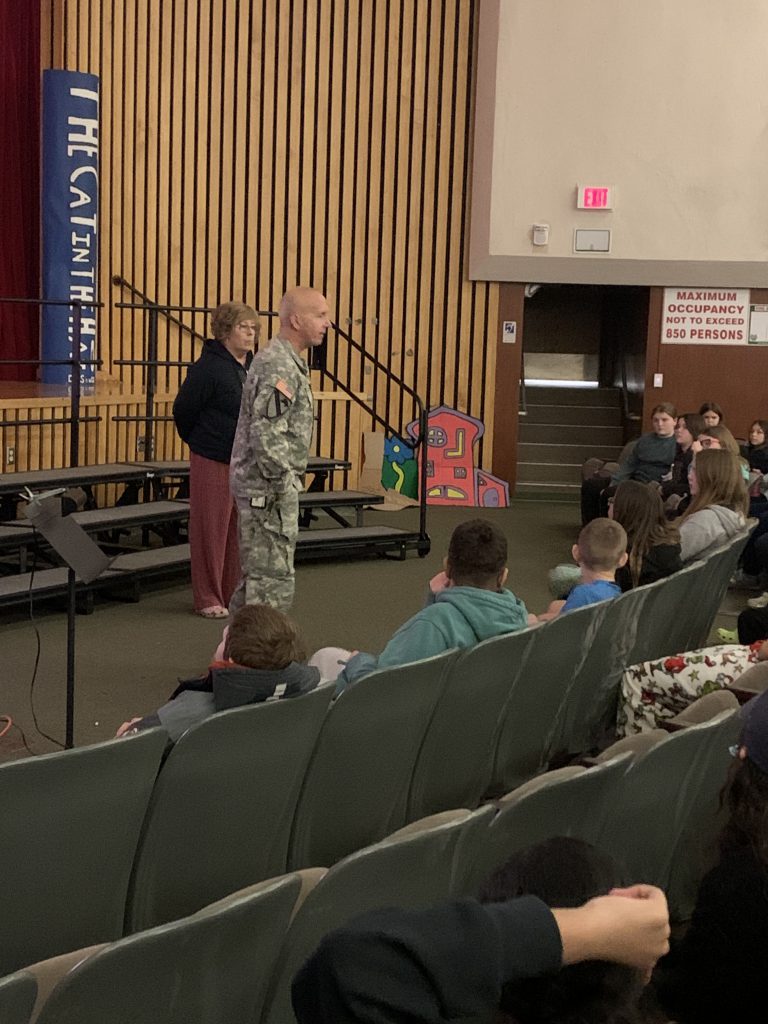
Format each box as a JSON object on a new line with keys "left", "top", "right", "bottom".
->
{"left": 516, "top": 385, "right": 625, "bottom": 500}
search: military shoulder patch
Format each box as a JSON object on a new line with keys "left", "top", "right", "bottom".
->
{"left": 275, "top": 379, "right": 294, "bottom": 401}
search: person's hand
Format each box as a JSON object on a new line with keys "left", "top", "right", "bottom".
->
{"left": 555, "top": 885, "right": 670, "bottom": 971}
{"left": 757, "top": 640, "right": 768, "bottom": 661}
{"left": 429, "top": 571, "right": 451, "bottom": 594}
{"left": 115, "top": 717, "right": 142, "bottom": 737}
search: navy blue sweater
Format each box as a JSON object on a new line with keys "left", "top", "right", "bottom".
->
{"left": 173, "top": 339, "right": 252, "bottom": 463}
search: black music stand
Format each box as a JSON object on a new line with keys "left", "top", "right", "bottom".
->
{"left": 23, "top": 490, "right": 112, "bottom": 748}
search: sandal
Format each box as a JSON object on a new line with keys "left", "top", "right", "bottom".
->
{"left": 198, "top": 605, "right": 229, "bottom": 619}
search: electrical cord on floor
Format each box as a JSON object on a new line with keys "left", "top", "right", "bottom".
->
{"left": 0, "top": 715, "right": 35, "bottom": 756}
{"left": 26, "top": 527, "right": 64, "bottom": 750}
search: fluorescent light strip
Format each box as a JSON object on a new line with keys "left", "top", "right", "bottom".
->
{"left": 524, "top": 379, "right": 599, "bottom": 389}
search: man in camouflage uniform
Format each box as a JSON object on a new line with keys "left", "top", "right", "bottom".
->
{"left": 229, "top": 287, "right": 331, "bottom": 612}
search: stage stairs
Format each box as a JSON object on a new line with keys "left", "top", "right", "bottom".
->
{"left": 516, "top": 384, "right": 625, "bottom": 500}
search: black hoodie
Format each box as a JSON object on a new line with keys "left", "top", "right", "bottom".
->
{"left": 173, "top": 338, "right": 253, "bottom": 463}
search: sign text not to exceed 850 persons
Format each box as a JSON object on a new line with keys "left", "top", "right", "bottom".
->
{"left": 661, "top": 288, "right": 750, "bottom": 345}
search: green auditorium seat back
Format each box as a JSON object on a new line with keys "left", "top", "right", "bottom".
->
{"left": 681, "top": 530, "right": 751, "bottom": 650}
{"left": 462, "top": 755, "right": 632, "bottom": 895}
{"left": 263, "top": 809, "right": 478, "bottom": 1024}
{"left": 550, "top": 585, "right": 650, "bottom": 759}
{"left": 0, "top": 971, "right": 36, "bottom": 1024}
{"left": 33, "top": 873, "right": 304, "bottom": 1024}
{"left": 491, "top": 603, "right": 602, "bottom": 794}
{"left": 407, "top": 627, "right": 537, "bottom": 820}
{"left": 126, "top": 682, "right": 334, "bottom": 933}
{"left": 626, "top": 564, "right": 700, "bottom": 666}
{"left": 0, "top": 730, "right": 167, "bottom": 976}
{"left": 595, "top": 708, "right": 741, "bottom": 921}
{"left": 287, "top": 650, "right": 459, "bottom": 870}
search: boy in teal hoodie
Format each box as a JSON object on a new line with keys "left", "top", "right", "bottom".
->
{"left": 310, "top": 518, "right": 531, "bottom": 692}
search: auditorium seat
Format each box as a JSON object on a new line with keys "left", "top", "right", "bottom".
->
{"left": 626, "top": 563, "right": 701, "bottom": 665}
{"left": 549, "top": 585, "right": 650, "bottom": 758}
{"left": 263, "top": 809, "right": 477, "bottom": 1024}
{"left": 287, "top": 651, "right": 459, "bottom": 870}
{"left": 680, "top": 531, "right": 752, "bottom": 650}
{"left": 407, "top": 628, "right": 536, "bottom": 820}
{"left": 664, "top": 689, "right": 739, "bottom": 730}
{"left": 591, "top": 729, "right": 669, "bottom": 762}
{"left": 30, "top": 872, "right": 306, "bottom": 1024}
{"left": 596, "top": 709, "right": 741, "bottom": 921}
{"left": 462, "top": 756, "right": 632, "bottom": 895}
{"left": 126, "top": 683, "right": 334, "bottom": 933}
{"left": 0, "top": 730, "right": 168, "bottom": 976}
{"left": 729, "top": 659, "right": 768, "bottom": 701}
{"left": 0, "top": 971, "right": 36, "bottom": 1024}
{"left": 491, "top": 604, "right": 601, "bottom": 793}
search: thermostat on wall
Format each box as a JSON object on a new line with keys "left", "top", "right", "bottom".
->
{"left": 574, "top": 229, "right": 611, "bottom": 253}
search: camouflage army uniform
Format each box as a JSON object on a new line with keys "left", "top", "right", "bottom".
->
{"left": 229, "top": 336, "right": 314, "bottom": 611}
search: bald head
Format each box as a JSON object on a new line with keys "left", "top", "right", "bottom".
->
{"left": 278, "top": 287, "right": 331, "bottom": 354}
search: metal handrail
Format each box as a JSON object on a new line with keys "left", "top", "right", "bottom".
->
{"left": 322, "top": 321, "right": 428, "bottom": 537}
{"left": 112, "top": 277, "right": 209, "bottom": 343}
{"left": 0, "top": 296, "right": 104, "bottom": 466}
{"left": 619, "top": 349, "right": 630, "bottom": 422}
{"left": 111, "top": 289, "right": 429, "bottom": 543}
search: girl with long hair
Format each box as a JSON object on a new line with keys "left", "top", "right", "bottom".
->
{"left": 740, "top": 418, "right": 768, "bottom": 518}
{"left": 678, "top": 448, "right": 748, "bottom": 563}
{"left": 610, "top": 481, "right": 681, "bottom": 590}
{"left": 741, "top": 418, "right": 768, "bottom": 473}
{"left": 660, "top": 412, "right": 704, "bottom": 512}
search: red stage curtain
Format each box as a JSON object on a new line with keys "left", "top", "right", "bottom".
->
{"left": 0, "top": 1, "right": 41, "bottom": 381}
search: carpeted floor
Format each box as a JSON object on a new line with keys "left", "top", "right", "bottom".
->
{"left": 0, "top": 499, "right": 743, "bottom": 760}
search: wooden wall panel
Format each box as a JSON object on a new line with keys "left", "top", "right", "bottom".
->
{"left": 36, "top": 1, "right": 501, "bottom": 479}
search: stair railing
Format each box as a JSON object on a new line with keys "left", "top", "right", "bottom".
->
{"left": 0, "top": 296, "right": 103, "bottom": 467}
{"left": 111, "top": 282, "right": 429, "bottom": 545}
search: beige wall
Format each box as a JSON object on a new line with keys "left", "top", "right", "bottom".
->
{"left": 471, "top": 0, "right": 768, "bottom": 285}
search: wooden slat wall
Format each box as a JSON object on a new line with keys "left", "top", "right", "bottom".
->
{"left": 0, "top": 389, "right": 361, "bottom": 497}
{"left": 40, "top": 0, "right": 500, "bottom": 474}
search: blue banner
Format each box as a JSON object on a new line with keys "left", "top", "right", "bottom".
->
{"left": 41, "top": 70, "right": 99, "bottom": 386}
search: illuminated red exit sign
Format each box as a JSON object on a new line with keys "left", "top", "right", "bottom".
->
{"left": 576, "top": 185, "right": 613, "bottom": 210}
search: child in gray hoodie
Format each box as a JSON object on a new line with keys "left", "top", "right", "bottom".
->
{"left": 679, "top": 449, "right": 748, "bottom": 563}
{"left": 115, "top": 604, "right": 319, "bottom": 742}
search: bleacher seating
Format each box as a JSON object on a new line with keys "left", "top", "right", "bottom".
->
{"left": 0, "top": 729, "right": 168, "bottom": 976}
{"left": 262, "top": 809, "right": 489, "bottom": 1024}
{"left": 0, "top": 458, "right": 428, "bottom": 610}
{"left": 0, "top": 530, "right": 756, "bottom": 1020}
{"left": 30, "top": 873, "right": 307, "bottom": 1024}
{"left": 126, "top": 684, "right": 334, "bottom": 932}
{"left": 0, "top": 971, "right": 36, "bottom": 1024}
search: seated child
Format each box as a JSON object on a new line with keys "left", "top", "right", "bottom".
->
{"left": 538, "top": 519, "right": 627, "bottom": 621}
{"left": 618, "top": 639, "right": 768, "bottom": 736}
{"left": 115, "top": 604, "right": 320, "bottom": 742}
{"left": 310, "top": 518, "right": 530, "bottom": 692}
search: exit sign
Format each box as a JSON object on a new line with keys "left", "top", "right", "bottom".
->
{"left": 576, "top": 185, "right": 613, "bottom": 210}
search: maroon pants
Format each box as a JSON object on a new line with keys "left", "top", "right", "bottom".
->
{"left": 189, "top": 451, "right": 240, "bottom": 611}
